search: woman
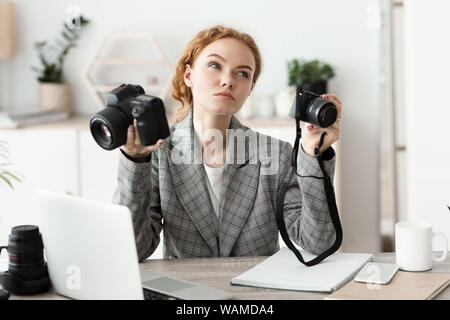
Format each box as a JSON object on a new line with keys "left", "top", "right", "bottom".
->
{"left": 113, "top": 25, "right": 342, "bottom": 261}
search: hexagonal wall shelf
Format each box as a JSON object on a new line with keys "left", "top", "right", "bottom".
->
{"left": 82, "top": 32, "right": 173, "bottom": 108}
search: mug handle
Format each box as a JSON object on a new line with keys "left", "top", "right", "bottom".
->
{"left": 432, "top": 232, "right": 448, "bottom": 262}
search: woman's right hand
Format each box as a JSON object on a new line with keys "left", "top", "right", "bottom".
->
{"left": 120, "top": 119, "right": 164, "bottom": 161}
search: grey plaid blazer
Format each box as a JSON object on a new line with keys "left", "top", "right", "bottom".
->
{"left": 113, "top": 110, "right": 336, "bottom": 261}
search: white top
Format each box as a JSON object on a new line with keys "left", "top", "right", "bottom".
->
{"left": 193, "top": 121, "right": 225, "bottom": 220}
{"left": 203, "top": 163, "right": 225, "bottom": 219}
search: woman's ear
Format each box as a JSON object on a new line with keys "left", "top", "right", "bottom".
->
{"left": 184, "top": 64, "right": 192, "bottom": 88}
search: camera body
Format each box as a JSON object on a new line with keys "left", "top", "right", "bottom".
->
{"left": 294, "top": 86, "right": 337, "bottom": 128}
{"left": 90, "top": 84, "right": 170, "bottom": 150}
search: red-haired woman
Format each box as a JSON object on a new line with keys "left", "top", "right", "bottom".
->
{"left": 114, "top": 25, "right": 342, "bottom": 261}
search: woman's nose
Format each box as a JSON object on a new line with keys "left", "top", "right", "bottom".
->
{"left": 220, "top": 73, "right": 234, "bottom": 89}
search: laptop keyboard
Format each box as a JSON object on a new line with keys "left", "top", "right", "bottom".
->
{"left": 143, "top": 288, "right": 182, "bottom": 300}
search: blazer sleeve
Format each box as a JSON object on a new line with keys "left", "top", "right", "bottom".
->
{"left": 279, "top": 142, "right": 337, "bottom": 255}
{"left": 112, "top": 149, "right": 163, "bottom": 262}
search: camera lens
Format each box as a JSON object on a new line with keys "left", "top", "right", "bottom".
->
{"left": 7, "top": 225, "right": 48, "bottom": 281}
{"left": 90, "top": 106, "right": 129, "bottom": 150}
{"left": 305, "top": 97, "right": 337, "bottom": 128}
{"left": 91, "top": 119, "right": 114, "bottom": 149}
{"left": 91, "top": 120, "right": 113, "bottom": 147}
{"left": 100, "top": 123, "right": 112, "bottom": 140}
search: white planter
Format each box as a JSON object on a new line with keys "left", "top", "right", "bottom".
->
{"left": 255, "top": 94, "right": 274, "bottom": 119}
{"left": 275, "top": 88, "right": 296, "bottom": 118}
{"left": 237, "top": 94, "right": 254, "bottom": 119}
{"left": 38, "top": 82, "right": 71, "bottom": 113}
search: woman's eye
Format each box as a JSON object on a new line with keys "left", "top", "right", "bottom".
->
{"left": 208, "top": 62, "right": 249, "bottom": 78}
{"left": 208, "top": 62, "right": 220, "bottom": 69}
{"left": 237, "top": 71, "right": 249, "bottom": 78}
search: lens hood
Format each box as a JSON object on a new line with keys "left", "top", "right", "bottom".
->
{"left": 90, "top": 106, "right": 129, "bottom": 150}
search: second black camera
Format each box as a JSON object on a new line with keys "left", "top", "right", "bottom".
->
{"left": 293, "top": 86, "right": 337, "bottom": 128}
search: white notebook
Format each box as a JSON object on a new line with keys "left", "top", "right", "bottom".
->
{"left": 231, "top": 247, "right": 373, "bottom": 293}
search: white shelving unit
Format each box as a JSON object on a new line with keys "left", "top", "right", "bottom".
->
{"left": 82, "top": 32, "right": 173, "bottom": 108}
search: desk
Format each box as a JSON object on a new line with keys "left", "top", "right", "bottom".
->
{"left": 8, "top": 252, "right": 450, "bottom": 300}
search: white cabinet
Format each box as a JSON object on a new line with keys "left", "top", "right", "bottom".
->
{"left": 0, "top": 129, "right": 78, "bottom": 244}
{"left": 78, "top": 130, "right": 119, "bottom": 203}
{"left": 0, "top": 126, "right": 164, "bottom": 258}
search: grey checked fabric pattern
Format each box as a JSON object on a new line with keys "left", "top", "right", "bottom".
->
{"left": 112, "top": 110, "right": 336, "bottom": 261}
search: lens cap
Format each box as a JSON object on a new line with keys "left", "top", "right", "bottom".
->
{"left": 11, "top": 225, "right": 40, "bottom": 238}
{"left": 8, "top": 225, "right": 44, "bottom": 254}
{"left": 319, "top": 105, "right": 337, "bottom": 128}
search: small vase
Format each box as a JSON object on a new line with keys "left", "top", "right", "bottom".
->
{"left": 275, "top": 88, "right": 296, "bottom": 118}
{"left": 255, "top": 94, "right": 274, "bottom": 119}
{"left": 38, "top": 82, "right": 71, "bottom": 114}
{"left": 237, "top": 94, "right": 254, "bottom": 119}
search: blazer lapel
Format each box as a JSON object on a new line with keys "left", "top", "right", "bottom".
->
{"left": 219, "top": 117, "right": 261, "bottom": 256}
{"left": 167, "top": 111, "right": 219, "bottom": 256}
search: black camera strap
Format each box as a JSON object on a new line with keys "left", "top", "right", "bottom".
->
{"left": 275, "top": 122, "right": 343, "bottom": 267}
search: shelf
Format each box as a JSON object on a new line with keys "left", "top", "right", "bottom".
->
{"left": 237, "top": 117, "right": 295, "bottom": 128}
{"left": 4, "top": 115, "right": 295, "bottom": 131}
{"left": 93, "top": 59, "right": 168, "bottom": 66}
{"left": 93, "top": 84, "right": 165, "bottom": 93}
{"left": 83, "top": 31, "right": 173, "bottom": 109}
{"left": 105, "top": 32, "right": 158, "bottom": 39}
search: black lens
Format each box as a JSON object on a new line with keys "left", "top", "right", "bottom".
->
{"left": 7, "top": 225, "right": 48, "bottom": 281}
{"left": 304, "top": 97, "right": 337, "bottom": 128}
{"left": 90, "top": 106, "right": 129, "bottom": 150}
{"left": 100, "top": 123, "right": 112, "bottom": 141}
{"left": 91, "top": 119, "right": 114, "bottom": 148}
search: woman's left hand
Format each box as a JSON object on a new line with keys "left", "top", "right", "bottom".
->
{"left": 300, "top": 93, "right": 342, "bottom": 157}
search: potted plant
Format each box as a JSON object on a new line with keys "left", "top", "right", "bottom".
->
{"left": 287, "top": 58, "right": 335, "bottom": 94}
{"left": 31, "top": 15, "right": 90, "bottom": 114}
{"left": 0, "top": 141, "right": 22, "bottom": 189}
{"left": 275, "top": 58, "right": 335, "bottom": 118}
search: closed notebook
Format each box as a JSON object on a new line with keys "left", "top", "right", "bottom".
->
{"left": 326, "top": 271, "right": 450, "bottom": 300}
{"left": 231, "top": 247, "right": 373, "bottom": 293}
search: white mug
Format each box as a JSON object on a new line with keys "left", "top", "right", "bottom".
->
{"left": 395, "top": 221, "right": 448, "bottom": 272}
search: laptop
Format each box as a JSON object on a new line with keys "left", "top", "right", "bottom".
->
{"left": 33, "top": 189, "right": 233, "bottom": 300}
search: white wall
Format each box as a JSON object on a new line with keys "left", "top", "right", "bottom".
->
{"left": 3, "top": 0, "right": 383, "bottom": 252}
{"left": 403, "top": 0, "right": 450, "bottom": 250}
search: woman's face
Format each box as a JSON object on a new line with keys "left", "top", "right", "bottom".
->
{"left": 184, "top": 38, "right": 256, "bottom": 117}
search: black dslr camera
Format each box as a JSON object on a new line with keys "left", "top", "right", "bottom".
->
{"left": 90, "top": 84, "right": 170, "bottom": 150}
{"left": 292, "top": 86, "right": 337, "bottom": 128}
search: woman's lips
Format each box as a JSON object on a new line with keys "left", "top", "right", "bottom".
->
{"left": 214, "top": 93, "right": 234, "bottom": 100}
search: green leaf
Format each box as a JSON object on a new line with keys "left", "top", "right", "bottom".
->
{"left": 2, "top": 171, "right": 23, "bottom": 183}
{"left": 0, "top": 163, "right": 13, "bottom": 167}
{"left": 0, "top": 175, "right": 14, "bottom": 189}
{"left": 54, "top": 38, "right": 68, "bottom": 49}
{"left": 34, "top": 41, "right": 47, "bottom": 50}
{"left": 31, "top": 66, "right": 42, "bottom": 73}
{"left": 62, "top": 31, "right": 74, "bottom": 42}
